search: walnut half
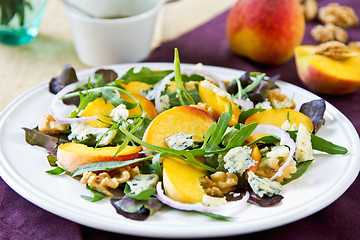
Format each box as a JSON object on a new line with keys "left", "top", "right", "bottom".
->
{"left": 314, "top": 41, "right": 356, "bottom": 60}
{"left": 318, "top": 3, "right": 359, "bottom": 28}
{"left": 80, "top": 166, "right": 139, "bottom": 197}
{"left": 201, "top": 171, "right": 238, "bottom": 197}
{"left": 311, "top": 23, "right": 348, "bottom": 43}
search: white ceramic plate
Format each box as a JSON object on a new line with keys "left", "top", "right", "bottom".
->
{"left": 0, "top": 63, "right": 359, "bottom": 238}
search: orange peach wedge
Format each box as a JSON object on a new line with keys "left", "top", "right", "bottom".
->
{"left": 80, "top": 97, "right": 114, "bottom": 128}
{"left": 120, "top": 93, "right": 158, "bottom": 120}
{"left": 81, "top": 95, "right": 157, "bottom": 128}
{"left": 163, "top": 157, "right": 207, "bottom": 203}
{"left": 143, "top": 106, "right": 215, "bottom": 148}
{"left": 294, "top": 45, "right": 360, "bottom": 95}
{"left": 198, "top": 80, "right": 241, "bottom": 126}
{"left": 57, "top": 143, "right": 142, "bottom": 172}
{"left": 245, "top": 108, "right": 313, "bottom": 142}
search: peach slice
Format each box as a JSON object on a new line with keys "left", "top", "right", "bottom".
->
{"left": 295, "top": 45, "right": 360, "bottom": 95}
{"left": 143, "top": 106, "right": 215, "bottom": 148}
{"left": 163, "top": 157, "right": 206, "bottom": 203}
{"left": 119, "top": 82, "right": 152, "bottom": 95}
{"left": 80, "top": 97, "right": 114, "bottom": 128}
{"left": 198, "top": 81, "right": 241, "bottom": 126}
{"left": 121, "top": 93, "right": 158, "bottom": 120}
{"left": 57, "top": 143, "right": 142, "bottom": 172}
{"left": 244, "top": 108, "right": 313, "bottom": 142}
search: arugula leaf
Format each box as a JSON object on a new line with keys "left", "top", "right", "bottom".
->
{"left": 70, "top": 157, "right": 152, "bottom": 177}
{"left": 311, "top": 134, "right": 348, "bottom": 154}
{"left": 124, "top": 185, "right": 156, "bottom": 201}
{"left": 119, "top": 126, "right": 216, "bottom": 172}
{"left": 118, "top": 67, "right": 173, "bottom": 85}
{"left": 282, "top": 160, "right": 313, "bottom": 185}
{"left": 204, "top": 111, "right": 231, "bottom": 152}
{"left": 46, "top": 166, "right": 66, "bottom": 175}
{"left": 173, "top": 48, "right": 195, "bottom": 105}
{"left": 81, "top": 184, "right": 106, "bottom": 202}
{"left": 152, "top": 153, "right": 163, "bottom": 178}
{"left": 238, "top": 108, "right": 265, "bottom": 123}
{"left": 225, "top": 123, "right": 258, "bottom": 150}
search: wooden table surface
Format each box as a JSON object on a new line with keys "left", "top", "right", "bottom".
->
{"left": 0, "top": 0, "right": 236, "bottom": 112}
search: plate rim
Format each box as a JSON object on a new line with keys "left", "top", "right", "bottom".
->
{"left": 0, "top": 62, "right": 359, "bottom": 238}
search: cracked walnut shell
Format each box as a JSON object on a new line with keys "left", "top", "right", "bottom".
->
{"left": 311, "top": 24, "right": 348, "bottom": 43}
{"left": 318, "top": 3, "right": 359, "bottom": 28}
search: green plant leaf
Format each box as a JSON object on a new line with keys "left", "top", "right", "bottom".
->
{"left": 124, "top": 185, "right": 156, "bottom": 201}
{"left": 81, "top": 184, "right": 106, "bottom": 202}
{"left": 282, "top": 160, "right": 313, "bottom": 185}
{"left": 70, "top": 157, "right": 152, "bottom": 177}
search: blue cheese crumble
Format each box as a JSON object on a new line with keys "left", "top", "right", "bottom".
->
{"left": 295, "top": 123, "right": 314, "bottom": 162}
{"left": 223, "top": 146, "right": 255, "bottom": 175}
{"left": 165, "top": 132, "right": 195, "bottom": 150}
{"left": 247, "top": 171, "right": 282, "bottom": 197}
{"left": 68, "top": 123, "right": 116, "bottom": 146}
{"left": 110, "top": 104, "right": 129, "bottom": 122}
{"left": 127, "top": 174, "right": 159, "bottom": 195}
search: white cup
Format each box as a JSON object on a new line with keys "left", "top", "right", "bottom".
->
{"left": 64, "top": 0, "right": 165, "bottom": 66}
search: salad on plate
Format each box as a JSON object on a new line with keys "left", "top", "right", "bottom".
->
{"left": 24, "top": 49, "right": 347, "bottom": 221}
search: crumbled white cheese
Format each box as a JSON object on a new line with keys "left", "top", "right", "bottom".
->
{"left": 255, "top": 100, "right": 272, "bottom": 110}
{"left": 223, "top": 146, "right": 255, "bottom": 175}
{"left": 202, "top": 195, "right": 227, "bottom": 207}
{"left": 200, "top": 80, "right": 231, "bottom": 100}
{"left": 127, "top": 174, "right": 159, "bottom": 195}
{"left": 281, "top": 120, "right": 297, "bottom": 131}
{"left": 266, "top": 145, "right": 290, "bottom": 160}
{"left": 295, "top": 123, "right": 314, "bottom": 162}
{"left": 165, "top": 132, "right": 195, "bottom": 150}
{"left": 68, "top": 123, "right": 116, "bottom": 146}
{"left": 110, "top": 104, "right": 129, "bottom": 122}
{"left": 158, "top": 94, "right": 170, "bottom": 112}
{"left": 247, "top": 171, "right": 282, "bottom": 198}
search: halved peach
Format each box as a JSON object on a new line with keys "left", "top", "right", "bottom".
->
{"left": 244, "top": 108, "right": 313, "bottom": 142}
{"left": 57, "top": 143, "right": 142, "bottom": 172}
{"left": 294, "top": 45, "right": 360, "bottom": 95}
{"left": 143, "top": 106, "right": 215, "bottom": 148}
{"left": 121, "top": 93, "right": 158, "bottom": 120}
{"left": 163, "top": 157, "right": 206, "bottom": 203}
{"left": 198, "top": 81, "right": 241, "bottom": 126}
{"left": 80, "top": 97, "right": 114, "bottom": 128}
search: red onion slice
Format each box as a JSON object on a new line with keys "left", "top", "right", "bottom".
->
{"left": 182, "top": 68, "right": 226, "bottom": 91}
{"left": 156, "top": 182, "right": 250, "bottom": 216}
{"left": 49, "top": 81, "right": 97, "bottom": 124}
{"left": 250, "top": 124, "right": 296, "bottom": 180}
{"left": 232, "top": 98, "right": 254, "bottom": 111}
{"left": 154, "top": 72, "right": 174, "bottom": 113}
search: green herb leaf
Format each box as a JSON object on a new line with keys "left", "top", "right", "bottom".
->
{"left": 186, "top": 210, "right": 232, "bottom": 221}
{"left": 118, "top": 67, "right": 173, "bottom": 85}
{"left": 70, "top": 157, "right": 152, "bottom": 177}
{"left": 81, "top": 184, "right": 106, "bottom": 202}
{"left": 124, "top": 185, "right": 156, "bottom": 201}
{"left": 311, "top": 134, "right": 348, "bottom": 154}
{"left": 238, "top": 108, "right": 265, "bottom": 123}
{"left": 282, "top": 160, "right": 313, "bottom": 185}
{"left": 46, "top": 166, "right": 66, "bottom": 175}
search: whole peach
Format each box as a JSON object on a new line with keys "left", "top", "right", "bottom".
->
{"left": 226, "top": 0, "right": 305, "bottom": 65}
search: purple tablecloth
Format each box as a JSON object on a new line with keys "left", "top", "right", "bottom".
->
{"left": 1, "top": 0, "right": 359, "bottom": 239}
